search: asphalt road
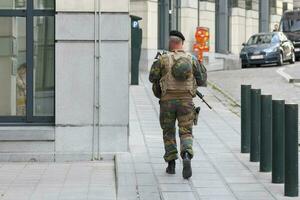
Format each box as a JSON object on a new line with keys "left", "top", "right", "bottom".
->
{"left": 207, "top": 61, "right": 300, "bottom": 132}
{"left": 208, "top": 62, "right": 300, "bottom": 104}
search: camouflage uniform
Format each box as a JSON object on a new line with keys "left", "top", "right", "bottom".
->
{"left": 149, "top": 50, "right": 205, "bottom": 162}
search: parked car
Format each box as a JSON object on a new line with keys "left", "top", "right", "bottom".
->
{"left": 240, "top": 32, "right": 295, "bottom": 68}
{"left": 280, "top": 10, "right": 300, "bottom": 59}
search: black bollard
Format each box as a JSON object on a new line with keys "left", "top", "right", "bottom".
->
{"left": 241, "top": 85, "right": 251, "bottom": 153}
{"left": 250, "top": 89, "right": 261, "bottom": 162}
{"left": 284, "top": 104, "right": 298, "bottom": 197}
{"left": 260, "top": 95, "right": 272, "bottom": 172}
{"left": 272, "top": 100, "right": 285, "bottom": 183}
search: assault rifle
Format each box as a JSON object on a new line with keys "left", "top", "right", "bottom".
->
{"left": 154, "top": 51, "right": 166, "bottom": 59}
{"left": 196, "top": 91, "right": 212, "bottom": 110}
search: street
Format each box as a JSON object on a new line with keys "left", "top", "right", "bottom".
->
{"left": 208, "top": 62, "right": 300, "bottom": 104}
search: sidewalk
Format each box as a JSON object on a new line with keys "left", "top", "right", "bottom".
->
{"left": 283, "top": 65, "right": 300, "bottom": 83}
{"left": 0, "top": 73, "right": 299, "bottom": 200}
{"left": 124, "top": 73, "right": 300, "bottom": 200}
{"left": 0, "top": 161, "right": 116, "bottom": 200}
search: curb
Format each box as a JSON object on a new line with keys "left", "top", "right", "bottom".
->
{"left": 276, "top": 67, "right": 300, "bottom": 83}
{"left": 207, "top": 80, "right": 241, "bottom": 107}
{"left": 115, "top": 153, "right": 139, "bottom": 200}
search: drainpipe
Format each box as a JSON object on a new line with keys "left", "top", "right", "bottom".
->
{"left": 92, "top": 0, "right": 97, "bottom": 161}
{"left": 97, "top": 0, "right": 102, "bottom": 160}
{"left": 92, "top": 0, "right": 101, "bottom": 160}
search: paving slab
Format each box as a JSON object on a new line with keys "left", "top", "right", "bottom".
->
{"left": 0, "top": 161, "right": 117, "bottom": 200}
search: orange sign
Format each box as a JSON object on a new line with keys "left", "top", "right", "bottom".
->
{"left": 193, "top": 27, "right": 210, "bottom": 62}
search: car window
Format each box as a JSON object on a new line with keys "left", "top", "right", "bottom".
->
{"left": 247, "top": 34, "right": 273, "bottom": 45}
{"left": 289, "top": 19, "right": 300, "bottom": 32}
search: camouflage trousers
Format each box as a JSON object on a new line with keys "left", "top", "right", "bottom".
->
{"left": 159, "top": 99, "right": 194, "bottom": 162}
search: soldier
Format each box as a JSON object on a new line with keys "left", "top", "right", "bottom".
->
{"left": 149, "top": 30, "right": 207, "bottom": 179}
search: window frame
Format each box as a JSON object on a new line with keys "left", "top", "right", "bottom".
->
{"left": 0, "top": 0, "right": 55, "bottom": 125}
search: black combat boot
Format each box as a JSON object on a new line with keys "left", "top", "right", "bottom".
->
{"left": 182, "top": 152, "right": 192, "bottom": 179}
{"left": 166, "top": 160, "right": 176, "bottom": 174}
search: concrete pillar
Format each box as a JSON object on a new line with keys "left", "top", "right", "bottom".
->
{"left": 230, "top": 0, "right": 246, "bottom": 54}
{"left": 198, "top": 1, "right": 215, "bottom": 52}
{"left": 287, "top": 0, "right": 294, "bottom": 10}
{"left": 55, "top": 0, "right": 130, "bottom": 160}
{"left": 270, "top": 0, "right": 282, "bottom": 31}
{"left": 180, "top": 0, "right": 198, "bottom": 52}
{"left": 259, "top": 0, "right": 270, "bottom": 32}
{"left": 245, "top": 9, "right": 259, "bottom": 41}
{"left": 216, "top": 0, "right": 229, "bottom": 53}
{"left": 130, "top": 0, "right": 158, "bottom": 71}
{"left": 294, "top": 0, "right": 300, "bottom": 9}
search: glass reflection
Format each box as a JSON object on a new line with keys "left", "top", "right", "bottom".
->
{"left": 33, "top": 16, "right": 54, "bottom": 116}
{"left": 0, "top": 0, "right": 26, "bottom": 9}
{"left": 34, "top": 0, "right": 54, "bottom": 9}
{"left": 0, "top": 17, "right": 26, "bottom": 116}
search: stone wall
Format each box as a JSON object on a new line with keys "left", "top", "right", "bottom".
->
{"left": 0, "top": 0, "right": 130, "bottom": 162}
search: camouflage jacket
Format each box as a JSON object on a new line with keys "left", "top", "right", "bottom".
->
{"left": 149, "top": 52, "right": 207, "bottom": 98}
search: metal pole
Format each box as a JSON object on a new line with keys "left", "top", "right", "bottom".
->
{"left": 284, "top": 104, "right": 298, "bottom": 197}
{"left": 241, "top": 85, "right": 251, "bottom": 153}
{"left": 272, "top": 100, "right": 285, "bottom": 183}
{"left": 250, "top": 89, "right": 261, "bottom": 162}
{"left": 260, "top": 95, "right": 272, "bottom": 172}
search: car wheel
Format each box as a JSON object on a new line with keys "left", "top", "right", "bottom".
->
{"left": 290, "top": 51, "right": 295, "bottom": 64}
{"left": 242, "top": 64, "right": 247, "bottom": 68}
{"left": 277, "top": 53, "right": 283, "bottom": 66}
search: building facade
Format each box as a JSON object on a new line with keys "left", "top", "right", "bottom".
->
{"left": 295, "top": 0, "right": 300, "bottom": 9}
{"left": 0, "top": 0, "right": 130, "bottom": 161}
{"left": 131, "top": 0, "right": 295, "bottom": 70}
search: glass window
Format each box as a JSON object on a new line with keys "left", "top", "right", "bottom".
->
{"left": 283, "top": 2, "right": 288, "bottom": 13}
{"left": 246, "top": 0, "right": 252, "bottom": 10}
{"left": 33, "top": 16, "right": 54, "bottom": 116}
{"left": 0, "top": 0, "right": 55, "bottom": 123}
{"left": 247, "top": 34, "right": 274, "bottom": 45}
{"left": 34, "top": 0, "right": 54, "bottom": 9}
{"left": 0, "top": 17, "right": 26, "bottom": 116}
{"left": 271, "top": 0, "right": 277, "bottom": 14}
{"left": 283, "top": 18, "right": 300, "bottom": 32}
{"left": 231, "top": 0, "right": 238, "bottom": 8}
{"left": 0, "top": 0, "right": 26, "bottom": 9}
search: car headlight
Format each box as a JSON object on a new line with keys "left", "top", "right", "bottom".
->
{"left": 264, "top": 48, "right": 278, "bottom": 53}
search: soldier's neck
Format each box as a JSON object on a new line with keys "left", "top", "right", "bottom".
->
{"left": 170, "top": 48, "right": 185, "bottom": 52}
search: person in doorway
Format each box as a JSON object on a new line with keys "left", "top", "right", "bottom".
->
{"left": 149, "top": 30, "right": 207, "bottom": 179}
{"left": 16, "top": 63, "right": 26, "bottom": 116}
{"left": 273, "top": 23, "right": 279, "bottom": 32}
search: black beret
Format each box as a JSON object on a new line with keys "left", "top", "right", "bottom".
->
{"left": 170, "top": 30, "right": 185, "bottom": 41}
